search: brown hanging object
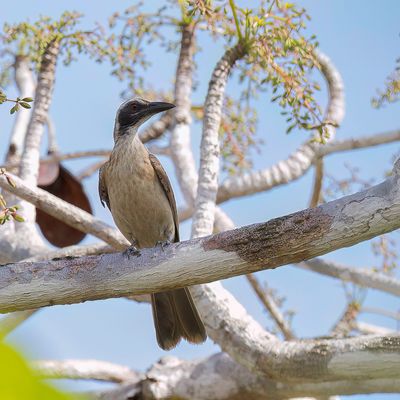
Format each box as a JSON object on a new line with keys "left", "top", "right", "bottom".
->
{"left": 36, "top": 160, "right": 92, "bottom": 247}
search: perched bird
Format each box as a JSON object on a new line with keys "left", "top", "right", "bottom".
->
{"left": 99, "top": 98, "right": 207, "bottom": 350}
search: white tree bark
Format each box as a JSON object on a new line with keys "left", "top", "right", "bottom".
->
{"left": 6, "top": 55, "right": 35, "bottom": 164}
{"left": 216, "top": 51, "right": 345, "bottom": 204}
{"left": 191, "top": 44, "right": 246, "bottom": 237}
{"left": 33, "top": 360, "right": 141, "bottom": 384}
{"left": 89, "top": 352, "right": 400, "bottom": 400}
{"left": 0, "top": 163, "right": 399, "bottom": 316}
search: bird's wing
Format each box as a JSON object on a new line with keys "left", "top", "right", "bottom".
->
{"left": 98, "top": 163, "right": 111, "bottom": 210}
{"left": 148, "top": 152, "right": 180, "bottom": 242}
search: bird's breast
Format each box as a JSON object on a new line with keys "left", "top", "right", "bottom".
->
{"left": 105, "top": 138, "right": 175, "bottom": 248}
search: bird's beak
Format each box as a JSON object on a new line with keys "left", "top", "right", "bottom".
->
{"left": 147, "top": 101, "right": 176, "bottom": 114}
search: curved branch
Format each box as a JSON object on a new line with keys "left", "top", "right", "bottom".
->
{"left": 216, "top": 51, "right": 345, "bottom": 204}
{"left": 0, "top": 309, "right": 37, "bottom": 338}
{"left": 191, "top": 44, "right": 246, "bottom": 237}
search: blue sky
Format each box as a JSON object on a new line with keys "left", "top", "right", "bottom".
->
{"left": 1, "top": 1, "right": 399, "bottom": 398}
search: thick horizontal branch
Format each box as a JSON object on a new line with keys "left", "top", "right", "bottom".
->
{"left": 298, "top": 258, "right": 400, "bottom": 297}
{"left": 91, "top": 352, "right": 400, "bottom": 400}
{"left": 0, "top": 169, "right": 399, "bottom": 314}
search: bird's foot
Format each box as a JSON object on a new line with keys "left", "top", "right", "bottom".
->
{"left": 156, "top": 240, "right": 171, "bottom": 252}
{"left": 123, "top": 244, "right": 141, "bottom": 258}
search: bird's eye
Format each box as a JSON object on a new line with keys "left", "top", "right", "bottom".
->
{"left": 132, "top": 103, "right": 138, "bottom": 111}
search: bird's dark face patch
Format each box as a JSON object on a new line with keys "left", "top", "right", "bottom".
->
{"left": 116, "top": 98, "right": 175, "bottom": 136}
{"left": 118, "top": 98, "right": 150, "bottom": 130}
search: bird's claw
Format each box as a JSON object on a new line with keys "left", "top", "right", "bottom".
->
{"left": 156, "top": 240, "right": 171, "bottom": 252}
{"left": 123, "top": 245, "right": 141, "bottom": 258}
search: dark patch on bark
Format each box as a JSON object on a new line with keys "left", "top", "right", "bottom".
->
{"left": 203, "top": 207, "right": 333, "bottom": 268}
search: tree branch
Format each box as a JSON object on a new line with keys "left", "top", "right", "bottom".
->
{"left": 1, "top": 167, "right": 399, "bottom": 317}
{"left": 246, "top": 273, "right": 295, "bottom": 340}
{"left": 90, "top": 352, "right": 400, "bottom": 400}
{"left": 216, "top": 51, "right": 345, "bottom": 204}
{"left": 5, "top": 55, "right": 35, "bottom": 165}
{"left": 298, "top": 258, "right": 400, "bottom": 297}
{"left": 0, "top": 173, "right": 129, "bottom": 251}
{"left": 191, "top": 43, "right": 246, "bottom": 237}
{"left": 33, "top": 359, "right": 141, "bottom": 384}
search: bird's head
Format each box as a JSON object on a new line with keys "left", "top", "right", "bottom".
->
{"left": 113, "top": 98, "right": 175, "bottom": 142}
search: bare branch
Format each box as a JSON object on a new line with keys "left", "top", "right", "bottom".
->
{"left": 0, "top": 309, "right": 37, "bottom": 338}
{"left": 19, "top": 39, "right": 60, "bottom": 187}
{"left": 33, "top": 359, "right": 141, "bottom": 384}
{"left": 330, "top": 302, "right": 360, "bottom": 337}
{"left": 309, "top": 158, "right": 324, "bottom": 207}
{"left": 298, "top": 258, "right": 400, "bottom": 297}
{"left": 1, "top": 169, "right": 399, "bottom": 317}
{"left": 0, "top": 173, "right": 129, "bottom": 251}
{"left": 191, "top": 44, "right": 246, "bottom": 238}
{"left": 77, "top": 159, "right": 107, "bottom": 181}
{"left": 5, "top": 55, "right": 35, "bottom": 165}
{"left": 139, "top": 112, "right": 173, "bottom": 143}
{"left": 355, "top": 322, "right": 396, "bottom": 336}
{"left": 90, "top": 352, "right": 400, "bottom": 400}
{"left": 170, "top": 23, "right": 198, "bottom": 202}
{"left": 246, "top": 273, "right": 295, "bottom": 340}
{"left": 318, "top": 129, "right": 400, "bottom": 157}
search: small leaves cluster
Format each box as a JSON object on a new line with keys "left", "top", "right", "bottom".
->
{"left": 372, "top": 57, "right": 400, "bottom": 108}
{"left": 227, "top": 1, "right": 328, "bottom": 140}
{"left": 0, "top": 169, "right": 24, "bottom": 225}
{"left": 0, "top": 89, "right": 33, "bottom": 114}
{"left": 101, "top": 3, "right": 173, "bottom": 97}
{"left": 1, "top": 11, "right": 104, "bottom": 70}
{"left": 0, "top": 89, "right": 33, "bottom": 113}
{"left": 192, "top": 95, "right": 259, "bottom": 173}
{"left": 371, "top": 235, "right": 398, "bottom": 274}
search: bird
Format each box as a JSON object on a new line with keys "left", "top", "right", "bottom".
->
{"left": 99, "top": 98, "right": 207, "bottom": 350}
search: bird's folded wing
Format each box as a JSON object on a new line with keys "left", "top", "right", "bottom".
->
{"left": 148, "top": 152, "right": 180, "bottom": 242}
{"left": 98, "top": 163, "right": 111, "bottom": 210}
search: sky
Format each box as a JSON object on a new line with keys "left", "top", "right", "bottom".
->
{"left": 0, "top": 1, "right": 399, "bottom": 399}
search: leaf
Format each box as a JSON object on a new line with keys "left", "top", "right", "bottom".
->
{"left": 0, "top": 342, "right": 74, "bottom": 400}
{"left": 20, "top": 102, "right": 32, "bottom": 109}
{"left": 21, "top": 97, "right": 33, "bottom": 102}
{"left": 10, "top": 104, "right": 19, "bottom": 114}
{"left": 12, "top": 214, "right": 25, "bottom": 223}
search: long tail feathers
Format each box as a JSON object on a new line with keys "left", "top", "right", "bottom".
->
{"left": 151, "top": 289, "right": 207, "bottom": 350}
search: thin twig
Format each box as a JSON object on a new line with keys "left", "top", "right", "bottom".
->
{"left": 246, "top": 274, "right": 295, "bottom": 340}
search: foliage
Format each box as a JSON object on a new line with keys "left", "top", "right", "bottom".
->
{"left": 0, "top": 341, "right": 76, "bottom": 399}
{"left": 0, "top": 169, "right": 25, "bottom": 225}
{"left": 0, "top": 89, "right": 33, "bottom": 113}
{"left": 1, "top": 12, "right": 104, "bottom": 70}
{"left": 372, "top": 56, "right": 400, "bottom": 108}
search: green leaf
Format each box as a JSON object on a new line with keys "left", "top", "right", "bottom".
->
{"left": 20, "top": 102, "right": 32, "bottom": 109}
{"left": 0, "top": 342, "right": 75, "bottom": 400}
{"left": 22, "top": 97, "right": 34, "bottom": 102}
{"left": 10, "top": 104, "right": 19, "bottom": 114}
{"left": 12, "top": 214, "right": 25, "bottom": 223}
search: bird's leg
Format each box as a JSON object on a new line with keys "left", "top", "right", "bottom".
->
{"left": 155, "top": 240, "right": 171, "bottom": 252}
{"left": 123, "top": 240, "right": 141, "bottom": 258}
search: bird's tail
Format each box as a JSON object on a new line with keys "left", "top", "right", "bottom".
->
{"left": 151, "top": 288, "right": 207, "bottom": 350}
